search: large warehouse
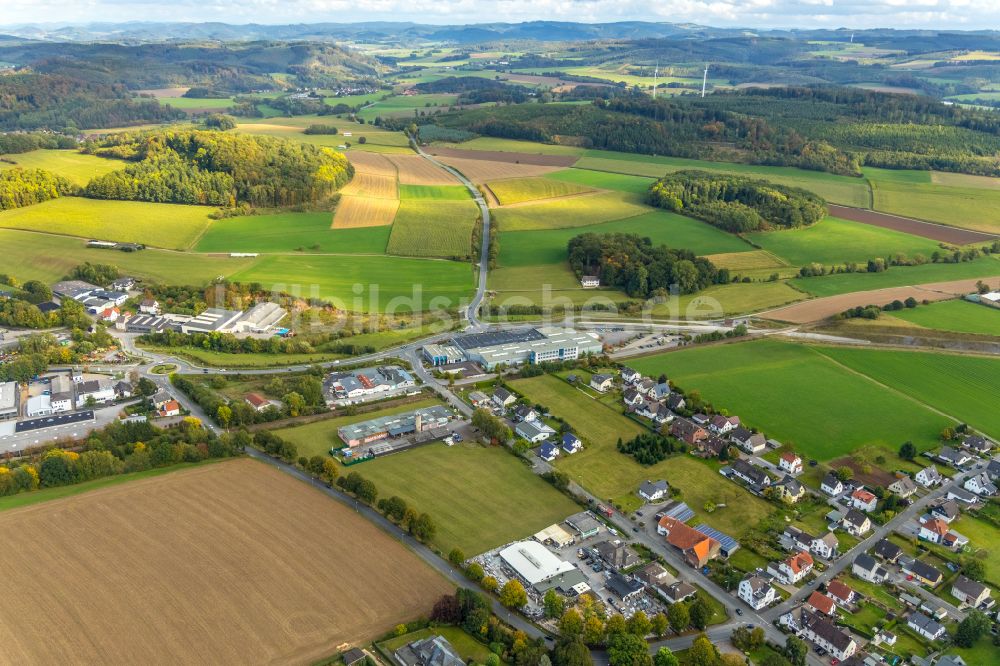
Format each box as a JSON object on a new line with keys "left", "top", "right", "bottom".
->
{"left": 425, "top": 327, "right": 602, "bottom": 370}
{"left": 499, "top": 540, "right": 586, "bottom": 594}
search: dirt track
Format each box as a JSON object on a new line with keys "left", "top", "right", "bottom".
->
{"left": 0, "top": 459, "right": 449, "bottom": 665}
{"left": 829, "top": 204, "right": 998, "bottom": 245}
{"left": 761, "top": 277, "right": 1000, "bottom": 323}
{"left": 428, "top": 146, "right": 578, "bottom": 167}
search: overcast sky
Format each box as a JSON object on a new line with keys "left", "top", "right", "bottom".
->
{"left": 3, "top": 0, "right": 1000, "bottom": 31}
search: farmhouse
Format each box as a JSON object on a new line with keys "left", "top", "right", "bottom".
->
{"left": 337, "top": 406, "right": 453, "bottom": 448}
{"left": 639, "top": 480, "right": 669, "bottom": 502}
{"left": 779, "top": 452, "right": 803, "bottom": 475}
{"left": 499, "top": 540, "right": 584, "bottom": 594}
{"left": 907, "top": 612, "right": 946, "bottom": 641}
{"left": 448, "top": 327, "right": 602, "bottom": 370}
{"left": 888, "top": 475, "right": 918, "bottom": 498}
{"left": 738, "top": 574, "right": 776, "bottom": 610}
{"left": 515, "top": 420, "right": 555, "bottom": 443}
{"left": 915, "top": 466, "right": 943, "bottom": 488}
{"left": 564, "top": 512, "right": 602, "bottom": 539}
{"left": 589, "top": 374, "right": 613, "bottom": 393}
{"left": 851, "top": 488, "right": 878, "bottom": 512}
{"left": 951, "top": 576, "right": 991, "bottom": 608}
{"left": 657, "top": 516, "right": 720, "bottom": 568}
{"left": 731, "top": 427, "right": 766, "bottom": 454}
{"left": 841, "top": 509, "right": 871, "bottom": 537}
{"left": 852, "top": 554, "right": 888, "bottom": 583}
{"left": 820, "top": 473, "right": 844, "bottom": 496}
{"left": 394, "top": 635, "right": 465, "bottom": 666}
{"left": 693, "top": 524, "right": 741, "bottom": 558}
{"left": 963, "top": 472, "right": 998, "bottom": 496}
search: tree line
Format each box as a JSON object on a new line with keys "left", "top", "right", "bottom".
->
{"left": 0, "top": 167, "right": 76, "bottom": 211}
{"left": 171, "top": 372, "right": 326, "bottom": 428}
{"left": 616, "top": 433, "right": 685, "bottom": 465}
{"left": 647, "top": 171, "right": 826, "bottom": 233}
{"left": 567, "top": 233, "right": 727, "bottom": 298}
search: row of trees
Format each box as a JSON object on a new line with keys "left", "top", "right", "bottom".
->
{"left": 472, "top": 408, "right": 514, "bottom": 444}
{"left": 647, "top": 171, "right": 826, "bottom": 233}
{"left": 82, "top": 130, "right": 353, "bottom": 209}
{"left": 568, "top": 233, "right": 727, "bottom": 298}
{"left": 798, "top": 243, "right": 1000, "bottom": 279}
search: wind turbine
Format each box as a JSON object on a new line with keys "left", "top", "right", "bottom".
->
{"left": 701, "top": 64, "right": 710, "bottom": 98}
{"left": 652, "top": 61, "right": 659, "bottom": 99}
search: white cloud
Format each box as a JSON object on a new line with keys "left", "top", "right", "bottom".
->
{"left": 3, "top": 0, "right": 1000, "bottom": 29}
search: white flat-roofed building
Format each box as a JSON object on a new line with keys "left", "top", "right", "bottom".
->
{"left": 232, "top": 302, "right": 287, "bottom": 333}
{"left": 50, "top": 375, "right": 75, "bottom": 412}
{"left": 0, "top": 381, "right": 19, "bottom": 420}
{"left": 451, "top": 327, "right": 602, "bottom": 370}
{"left": 26, "top": 394, "right": 52, "bottom": 417}
{"left": 180, "top": 308, "right": 245, "bottom": 334}
{"left": 499, "top": 540, "right": 576, "bottom": 586}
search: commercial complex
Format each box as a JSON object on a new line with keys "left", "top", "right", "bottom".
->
{"left": 0, "top": 381, "right": 18, "bottom": 420}
{"left": 499, "top": 540, "right": 587, "bottom": 594}
{"left": 423, "top": 327, "right": 602, "bottom": 370}
{"left": 337, "top": 405, "right": 453, "bottom": 448}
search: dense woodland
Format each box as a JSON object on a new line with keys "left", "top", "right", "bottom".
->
{"left": 0, "top": 168, "right": 76, "bottom": 211}
{"left": 414, "top": 76, "right": 532, "bottom": 104}
{"left": 567, "top": 233, "right": 726, "bottom": 298}
{"left": 82, "top": 130, "right": 353, "bottom": 208}
{"left": 647, "top": 171, "right": 827, "bottom": 233}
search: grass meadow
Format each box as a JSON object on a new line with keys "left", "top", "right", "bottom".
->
{"left": 888, "top": 299, "right": 1000, "bottom": 336}
{"left": 492, "top": 191, "right": 650, "bottom": 231}
{"left": 159, "top": 96, "right": 235, "bottom": 109}
{"left": 0, "top": 197, "right": 213, "bottom": 249}
{"left": 196, "top": 212, "right": 391, "bottom": 254}
{"left": 487, "top": 176, "right": 594, "bottom": 205}
{"left": 629, "top": 340, "right": 949, "bottom": 461}
{"left": 746, "top": 216, "right": 943, "bottom": 267}
{"left": 0, "top": 149, "right": 124, "bottom": 186}
{"left": 359, "top": 442, "right": 581, "bottom": 555}
{"left": 869, "top": 168, "right": 1000, "bottom": 233}
{"left": 652, "top": 281, "right": 807, "bottom": 318}
{"left": 545, "top": 169, "right": 656, "bottom": 195}
{"left": 437, "top": 137, "right": 585, "bottom": 156}
{"left": 386, "top": 200, "right": 477, "bottom": 258}
{"left": 814, "top": 346, "right": 1000, "bottom": 440}
{"left": 790, "top": 256, "right": 1000, "bottom": 297}
{"left": 356, "top": 94, "right": 459, "bottom": 121}
{"left": 398, "top": 184, "right": 471, "bottom": 200}
{"left": 229, "top": 254, "right": 473, "bottom": 312}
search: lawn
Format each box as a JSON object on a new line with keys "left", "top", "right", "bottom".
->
{"left": 0, "top": 228, "right": 256, "bottom": 285}
{"left": 573, "top": 153, "right": 871, "bottom": 207}
{"left": 492, "top": 191, "right": 651, "bottom": 231}
{"left": 870, "top": 170, "right": 1000, "bottom": 233}
{"left": 629, "top": 340, "right": 949, "bottom": 462}
{"left": 159, "top": 96, "right": 235, "bottom": 109}
{"left": 0, "top": 196, "right": 214, "bottom": 250}
{"left": 746, "top": 216, "right": 942, "bottom": 267}
{"left": 386, "top": 200, "right": 477, "bottom": 258}
{"left": 814, "top": 346, "right": 1000, "bottom": 440}
{"left": 195, "top": 212, "right": 391, "bottom": 254}
{"left": 487, "top": 176, "right": 594, "bottom": 205}
{"left": 228, "top": 254, "right": 473, "bottom": 312}
{"left": 359, "top": 442, "right": 581, "bottom": 555}
{"left": 0, "top": 149, "right": 124, "bottom": 186}
{"left": 947, "top": 514, "right": 1000, "bottom": 587}
{"left": 507, "top": 374, "right": 773, "bottom": 529}
{"left": 545, "top": 169, "right": 656, "bottom": 195}
{"left": 377, "top": 627, "right": 492, "bottom": 664}
{"left": 790, "top": 256, "right": 1000, "bottom": 297}
{"left": 398, "top": 184, "right": 471, "bottom": 200}
{"left": 498, "top": 210, "right": 753, "bottom": 270}
{"left": 888, "top": 299, "right": 1000, "bottom": 336}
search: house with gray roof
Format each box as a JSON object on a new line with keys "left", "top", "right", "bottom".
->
{"left": 394, "top": 636, "right": 465, "bottom": 666}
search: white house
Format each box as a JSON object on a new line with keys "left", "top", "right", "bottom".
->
{"left": 888, "top": 475, "right": 918, "bottom": 498}
{"left": 639, "top": 480, "right": 669, "bottom": 502}
{"left": 951, "top": 576, "right": 991, "bottom": 608}
{"left": 515, "top": 420, "right": 555, "bottom": 444}
{"left": 851, "top": 487, "right": 878, "bottom": 512}
{"left": 852, "top": 554, "right": 888, "bottom": 583}
{"left": 938, "top": 446, "right": 973, "bottom": 468}
{"left": 139, "top": 298, "right": 160, "bottom": 315}
{"left": 907, "top": 612, "right": 946, "bottom": 641}
{"left": 492, "top": 388, "right": 516, "bottom": 409}
{"left": 589, "top": 374, "right": 614, "bottom": 393}
{"left": 821, "top": 473, "right": 844, "bottom": 496}
{"left": 620, "top": 367, "right": 641, "bottom": 385}
{"left": 770, "top": 551, "right": 813, "bottom": 584}
{"left": 76, "top": 378, "right": 115, "bottom": 405}
{"left": 779, "top": 452, "right": 803, "bottom": 475}
{"left": 964, "top": 472, "right": 998, "bottom": 497}
{"left": 708, "top": 414, "right": 739, "bottom": 435}
{"left": 811, "top": 532, "right": 838, "bottom": 560}
{"left": 731, "top": 427, "right": 766, "bottom": 454}
{"left": 539, "top": 442, "right": 559, "bottom": 462}
{"left": 915, "top": 465, "right": 943, "bottom": 488}
{"left": 738, "top": 574, "right": 776, "bottom": 610}
{"left": 561, "top": 433, "right": 583, "bottom": 454}
{"left": 580, "top": 276, "right": 600, "bottom": 288}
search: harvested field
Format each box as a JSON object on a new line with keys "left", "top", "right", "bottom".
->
{"left": 435, "top": 156, "right": 564, "bottom": 184}
{"left": 703, "top": 250, "right": 787, "bottom": 271}
{"left": 486, "top": 176, "right": 595, "bottom": 206}
{"left": 347, "top": 151, "right": 398, "bottom": 177}
{"left": 136, "top": 87, "right": 191, "bottom": 97}
{"left": 341, "top": 172, "right": 398, "bottom": 199}
{"left": 0, "top": 459, "right": 449, "bottom": 665}
{"left": 761, "top": 277, "right": 996, "bottom": 323}
{"left": 387, "top": 154, "right": 460, "bottom": 185}
{"left": 829, "top": 457, "right": 897, "bottom": 487}
{"left": 429, "top": 146, "right": 578, "bottom": 167}
{"left": 828, "top": 205, "right": 998, "bottom": 244}
{"left": 332, "top": 195, "right": 399, "bottom": 228}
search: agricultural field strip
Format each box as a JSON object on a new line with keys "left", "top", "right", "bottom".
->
{"left": 828, "top": 204, "right": 999, "bottom": 244}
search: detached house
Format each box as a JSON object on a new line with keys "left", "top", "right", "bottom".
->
{"left": 842, "top": 509, "right": 872, "bottom": 537}
{"left": 888, "top": 475, "right": 918, "bottom": 498}
{"left": 826, "top": 580, "right": 857, "bottom": 608}
{"left": 709, "top": 414, "right": 739, "bottom": 435}
{"left": 561, "top": 433, "right": 582, "bottom": 454}
{"left": 948, "top": 487, "right": 978, "bottom": 505}
{"left": 620, "top": 367, "right": 641, "bottom": 385}
{"left": 515, "top": 420, "right": 555, "bottom": 444}
{"left": 774, "top": 475, "right": 806, "bottom": 503}
{"left": 938, "top": 446, "right": 972, "bottom": 468}
{"left": 589, "top": 374, "right": 614, "bottom": 393}
{"left": 811, "top": 532, "right": 839, "bottom": 560}
{"left": 512, "top": 405, "right": 538, "bottom": 423}
{"left": 670, "top": 420, "right": 707, "bottom": 446}
{"left": 902, "top": 559, "right": 943, "bottom": 587}
{"left": 738, "top": 574, "right": 776, "bottom": 610}
{"left": 491, "top": 388, "right": 515, "bottom": 409}
{"left": 930, "top": 498, "right": 961, "bottom": 523}
{"left": 639, "top": 480, "right": 669, "bottom": 503}
{"left": 915, "top": 465, "right": 943, "bottom": 488}
{"left": 622, "top": 388, "right": 644, "bottom": 407}
{"left": 851, "top": 488, "right": 878, "bottom": 512}
{"left": 961, "top": 434, "right": 992, "bottom": 455}
{"left": 821, "top": 473, "right": 845, "bottom": 496}
{"left": 951, "top": 576, "right": 991, "bottom": 609}
{"left": 139, "top": 298, "right": 160, "bottom": 315}
{"left": 798, "top": 609, "right": 858, "bottom": 662}
{"left": 636, "top": 400, "right": 672, "bottom": 424}
{"left": 964, "top": 472, "right": 998, "bottom": 497}
{"left": 852, "top": 554, "right": 888, "bottom": 583}
{"left": 806, "top": 590, "right": 836, "bottom": 616}
{"left": 244, "top": 393, "right": 271, "bottom": 412}
{"left": 770, "top": 551, "right": 814, "bottom": 584}
{"left": 731, "top": 459, "right": 771, "bottom": 489}
{"left": 907, "top": 612, "right": 946, "bottom": 641}
{"left": 873, "top": 538, "right": 903, "bottom": 563}
{"left": 538, "top": 442, "right": 559, "bottom": 462}
{"left": 731, "top": 427, "right": 766, "bottom": 454}
{"left": 779, "top": 452, "right": 803, "bottom": 475}
{"left": 666, "top": 393, "right": 686, "bottom": 412}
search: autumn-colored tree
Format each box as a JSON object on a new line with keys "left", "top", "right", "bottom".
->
{"left": 499, "top": 579, "right": 528, "bottom": 609}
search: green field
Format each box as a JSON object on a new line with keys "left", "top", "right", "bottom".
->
{"left": 438, "top": 137, "right": 585, "bottom": 156}
{"left": 398, "top": 184, "right": 471, "bottom": 200}
{"left": 629, "top": 340, "right": 949, "bottom": 461}
{"left": 140, "top": 345, "right": 345, "bottom": 368}
{"left": 814, "top": 346, "right": 1000, "bottom": 440}
{"left": 0, "top": 228, "right": 255, "bottom": 285}
{"left": 0, "top": 197, "right": 213, "bottom": 250}
{"left": 654, "top": 281, "right": 807, "bottom": 319}
{"left": 949, "top": 514, "right": 1000, "bottom": 587}
{"left": 357, "top": 93, "right": 459, "bottom": 121}
{"left": 493, "top": 191, "right": 650, "bottom": 231}
{"left": 790, "top": 256, "right": 1000, "bottom": 297}
{"left": 0, "top": 149, "right": 123, "bottom": 187}
{"left": 499, "top": 210, "right": 752, "bottom": 270}
{"left": 229, "top": 253, "right": 472, "bottom": 312}
{"left": 159, "top": 96, "right": 235, "bottom": 109}
{"left": 487, "top": 176, "right": 594, "bottom": 205}
{"left": 195, "top": 212, "right": 391, "bottom": 254}
{"left": 573, "top": 153, "right": 871, "bottom": 207}
{"left": 889, "top": 299, "right": 1000, "bottom": 336}
{"left": 359, "top": 442, "right": 581, "bottom": 554}
{"left": 386, "top": 200, "right": 477, "bottom": 258}
{"left": 747, "top": 216, "right": 942, "bottom": 267}
{"left": 546, "top": 169, "right": 656, "bottom": 195}
{"left": 507, "top": 374, "right": 773, "bottom": 528}
{"left": 870, "top": 170, "right": 1000, "bottom": 233}
{"left": 235, "top": 116, "right": 410, "bottom": 150}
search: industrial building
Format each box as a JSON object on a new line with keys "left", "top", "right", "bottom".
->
{"left": 338, "top": 405, "right": 453, "bottom": 448}
{"left": 120, "top": 303, "right": 288, "bottom": 336}
{"left": 499, "top": 540, "right": 587, "bottom": 594}
{"left": 324, "top": 365, "right": 415, "bottom": 404}
{"left": 423, "top": 327, "right": 602, "bottom": 370}
{"left": 0, "top": 381, "right": 18, "bottom": 420}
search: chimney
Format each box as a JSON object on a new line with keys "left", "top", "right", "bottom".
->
{"left": 414, "top": 411, "right": 422, "bottom": 432}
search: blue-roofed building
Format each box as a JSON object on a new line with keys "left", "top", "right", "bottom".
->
{"left": 562, "top": 433, "right": 582, "bottom": 454}
{"left": 539, "top": 442, "right": 559, "bottom": 462}
{"left": 694, "top": 524, "right": 741, "bottom": 558}
{"left": 657, "top": 501, "right": 695, "bottom": 523}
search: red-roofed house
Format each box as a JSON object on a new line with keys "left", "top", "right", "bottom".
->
{"left": 851, "top": 487, "right": 878, "bottom": 512}
{"left": 779, "top": 452, "right": 803, "bottom": 475}
{"left": 657, "top": 516, "right": 721, "bottom": 568}
{"left": 771, "top": 551, "right": 814, "bottom": 584}
{"left": 245, "top": 393, "right": 271, "bottom": 412}
{"left": 100, "top": 307, "right": 120, "bottom": 322}
{"left": 806, "top": 590, "right": 836, "bottom": 615}
{"left": 826, "top": 580, "right": 857, "bottom": 608}
{"left": 157, "top": 400, "right": 181, "bottom": 418}
{"left": 919, "top": 518, "right": 951, "bottom": 544}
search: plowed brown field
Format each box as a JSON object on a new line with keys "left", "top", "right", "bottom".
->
{"left": 0, "top": 459, "right": 449, "bottom": 665}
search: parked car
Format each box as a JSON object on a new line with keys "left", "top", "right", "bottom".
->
{"left": 735, "top": 608, "right": 743, "bottom": 616}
